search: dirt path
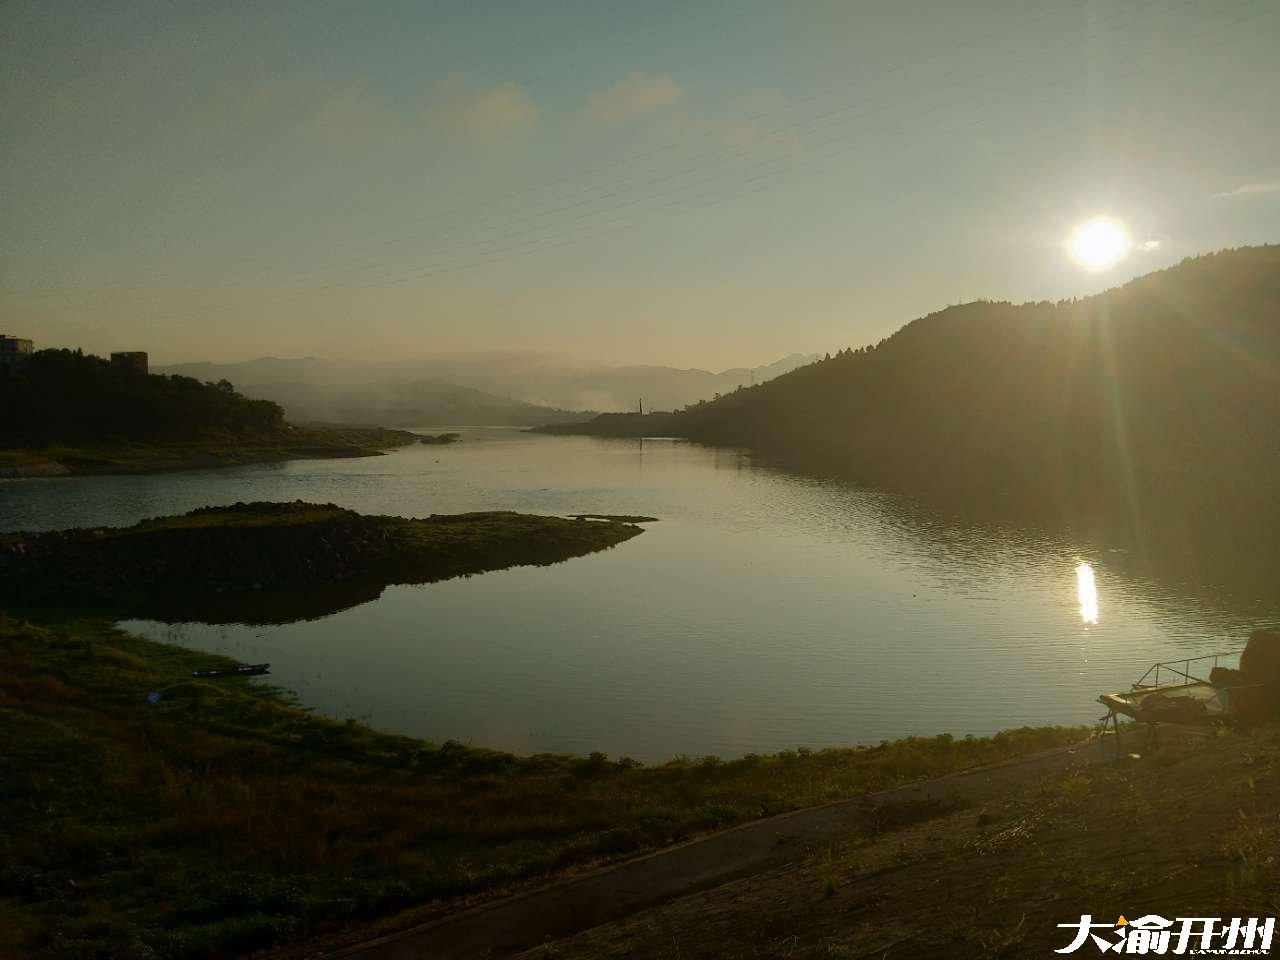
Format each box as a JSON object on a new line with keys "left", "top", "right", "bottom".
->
{"left": 330, "top": 736, "right": 1115, "bottom": 960}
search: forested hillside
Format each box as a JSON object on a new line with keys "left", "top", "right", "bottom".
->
{"left": 0, "top": 350, "right": 285, "bottom": 444}
{"left": 678, "top": 246, "right": 1280, "bottom": 564}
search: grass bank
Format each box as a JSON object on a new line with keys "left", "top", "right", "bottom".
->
{"left": 0, "top": 616, "right": 1085, "bottom": 960}
{"left": 528, "top": 723, "right": 1280, "bottom": 959}
{"left": 0, "top": 502, "right": 645, "bottom": 623}
{"left": 0, "top": 425, "right": 420, "bottom": 478}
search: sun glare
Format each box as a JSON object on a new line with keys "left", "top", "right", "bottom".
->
{"left": 1076, "top": 562, "right": 1099, "bottom": 625}
{"left": 1069, "top": 217, "right": 1131, "bottom": 270}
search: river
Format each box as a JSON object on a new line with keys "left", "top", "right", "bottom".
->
{"left": 2, "top": 427, "right": 1274, "bottom": 761}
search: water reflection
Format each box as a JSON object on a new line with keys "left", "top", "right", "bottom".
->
{"left": 1077, "top": 562, "right": 1099, "bottom": 624}
{"left": 4, "top": 428, "right": 1277, "bottom": 760}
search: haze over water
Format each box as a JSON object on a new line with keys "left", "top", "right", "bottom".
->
{"left": 3, "top": 428, "right": 1274, "bottom": 761}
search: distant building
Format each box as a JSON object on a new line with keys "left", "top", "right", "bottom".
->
{"left": 0, "top": 335, "right": 34, "bottom": 368}
{"left": 110, "top": 351, "right": 149, "bottom": 375}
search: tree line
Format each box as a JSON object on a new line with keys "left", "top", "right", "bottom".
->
{"left": 673, "top": 246, "right": 1280, "bottom": 582}
{"left": 0, "top": 349, "right": 286, "bottom": 445}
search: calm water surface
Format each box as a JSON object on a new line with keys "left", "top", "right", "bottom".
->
{"left": 2, "top": 428, "right": 1274, "bottom": 761}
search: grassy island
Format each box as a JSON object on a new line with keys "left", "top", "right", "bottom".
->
{"left": 418, "top": 432, "right": 462, "bottom": 445}
{"left": 0, "top": 502, "right": 645, "bottom": 623}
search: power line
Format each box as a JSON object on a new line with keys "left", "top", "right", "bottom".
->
{"left": 0, "top": 0, "right": 1142, "bottom": 297}
{"left": 10, "top": 1, "right": 1273, "bottom": 324}
{"left": 129, "top": 4, "right": 1274, "bottom": 337}
{"left": 166, "top": 0, "right": 1249, "bottom": 300}
{"left": 314, "top": 1, "right": 1273, "bottom": 289}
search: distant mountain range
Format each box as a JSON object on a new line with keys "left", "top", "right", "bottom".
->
{"left": 152, "top": 359, "right": 583, "bottom": 427}
{"left": 450, "top": 352, "right": 820, "bottom": 412}
{"left": 155, "top": 353, "right": 818, "bottom": 426}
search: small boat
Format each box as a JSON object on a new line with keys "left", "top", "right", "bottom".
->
{"left": 1096, "top": 650, "right": 1260, "bottom": 750}
{"left": 191, "top": 663, "right": 271, "bottom": 679}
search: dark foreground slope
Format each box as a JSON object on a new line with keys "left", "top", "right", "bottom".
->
{"left": 524, "top": 721, "right": 1280, "bottom": 960}
{"left": 0, "top": 502, "right": 644, "bottom": 623}
{"left": 0, "top": 615, "right": 1082, "bottom": 960}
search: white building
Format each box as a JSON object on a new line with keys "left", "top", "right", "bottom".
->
{"left": 0, "top": 335, "right": 34, "bottom": 368}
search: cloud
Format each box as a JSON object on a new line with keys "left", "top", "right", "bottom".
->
{"left": 589, "top": 72, "right": 683, "bottom": 125}
{"left": 1139, "top": 239, "right": 1161, "bottom": 251}
{"left": 1212, "top": 181, "right": 1280, "bottom": 199}
{"left": 240, "top": 76, "right": 402, "bottom": 146}
{"left": 430, "top": 79, "right": 538, "bottom": 142}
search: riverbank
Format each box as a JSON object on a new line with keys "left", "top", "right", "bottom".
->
{"left": 331, "top": 736, "right": 1119, "bottom": 959}
{"left": 519, "top": 721, "right": 1280, "bottom": 960}
{"left": 0, "top": 502, "right": 647, "bottom": 623}
{"left": 0, "top": 426, "right": 421, "bottom": 478}
{"left": 0, "top": 615, "right": 1085, "bottom": 960}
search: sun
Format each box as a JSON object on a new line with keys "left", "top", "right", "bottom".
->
{"left": 1069, "top": 217, "right": 1131, "bottom": 270}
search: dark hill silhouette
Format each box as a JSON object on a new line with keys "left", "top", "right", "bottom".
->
{"left": 556, "top": 246, "right": 1280, "bottom": 587}
{"left": 0, "top": 350, "right": 428, "bottom": 477}
{"left": 0, "top": 349, "right": 285, "bottom": 444}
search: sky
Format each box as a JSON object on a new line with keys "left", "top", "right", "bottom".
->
{"left": 3, "top": 0, "right": 1279, "bottom": 369}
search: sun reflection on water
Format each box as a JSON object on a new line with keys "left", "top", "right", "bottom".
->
{"left": 1076, "top": 562, "right": 1099, "bottom": 624}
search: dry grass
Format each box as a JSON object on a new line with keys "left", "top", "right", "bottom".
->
{"left": 522, "top": 724, "right": 1280, "bottom": 960}
{"left": 0, "top": 615, "right": 1084, "bottom": 959}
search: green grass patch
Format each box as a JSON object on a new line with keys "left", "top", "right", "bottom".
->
{"left": 0, "top": 614, "right": 1087, "bottom": 959}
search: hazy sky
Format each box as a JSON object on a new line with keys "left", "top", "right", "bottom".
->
{"left": 3, "top": 1, "right": 1278, "bottom": 368}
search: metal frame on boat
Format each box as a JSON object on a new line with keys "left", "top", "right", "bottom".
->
{"left": 1097, "top": 650, "right": 1259, "bottom": 750}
